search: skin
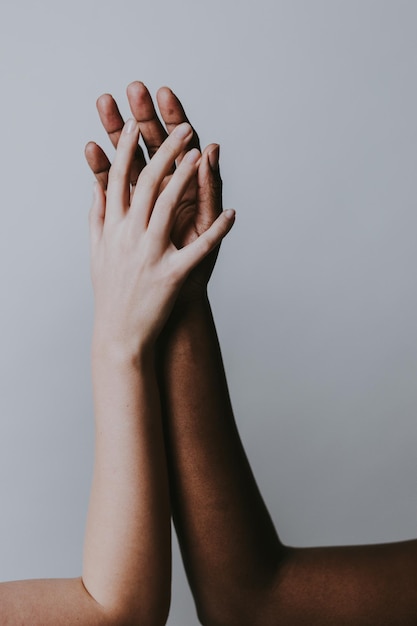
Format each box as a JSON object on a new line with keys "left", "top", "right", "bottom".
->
{"left": 87, "top": 82, "right": 417, "bottom": 626}
{"left": 0, "top": 119, "right": 234, "bottom": 625}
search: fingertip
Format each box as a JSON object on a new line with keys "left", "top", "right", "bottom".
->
{"left": 127, "top": 80, "right": 145, "bottom": 89}
{"left": 223, "top": 208, "right": 235, "bottom": 220}
{"left": 96, "top": 93, "right": 114, "bottom": 111}
{"left": 218, "top": 209, "right": 235, "bottom": 237}
{"left": 127, "top": 80, "right": 147, "bottom": 100}
{"left": 124, "top": 118, "right": 139, "bottom": 134}
{"left": 157, "top": 85, "right": 174, "bottom": 101}
{"left": 84, "top": 140, "right": 99, "bottom": 157}
{"left": 204, "top": 142, "right": 219, "bottom": 153}
{"left": 185, "top": 148, "right": 201, "bottom": 164}
{"left": 156, "top": 86, "right": 182, "bottom": 116}
{"left": 198, "top": 145, "right": 221, "bottom": 185}
{"left": 208, "top": 144, "right": 220, "bottom": 171}
{"left": 84, "top": 141, "right": 94, "bottom": 157}
{"left": 173, "top": 122, "right": 193, "bottom": 139}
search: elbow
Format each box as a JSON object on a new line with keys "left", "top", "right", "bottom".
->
{"left": 105, "top": 607, "right": 170, "bottom": 626}
{"left": 193, "top": 585, "right": 269, "bottom": 626}
{"left": 80, "top": 578, "right": 170, "bottom": 626}
{"left": 194, "top": 549, "right": 293, "bottom": 626}
{"left": 109, "top": 596, "right": 171, "bottom": 626}
{"left": 196, "top": 598, "right": 266, "bottom": 626}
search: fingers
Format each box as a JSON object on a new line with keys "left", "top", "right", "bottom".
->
{"left": 196, "top": 143, "right": 223, "bottom": 227}
{"left": 131, "top": 123, "right": 194, "bottom": 226}
{"left": 85, "top": 141, "right": 112, "bottom": 190}
{"left": 89, "top": 84, "right": 199, "bottom": 191}
{"left": 157, "top": 86, "right": 201, "bottom": 156}
{"left": 179, "top": 209, "right": 235, "bottom": 271}
{"left": 96, "top": 93, "right": 146, "bottom": 186}
{"left": 150, "top": 148, "right": 201, "bottom": 237}
{"left": 106, "top": 119, "right": 140, "bottom": 220}
{"left": 127, "top": 81, "right": 168, "bottom": 160}
{"left": 89, "top": 182, "right": 106, "bottom": 247}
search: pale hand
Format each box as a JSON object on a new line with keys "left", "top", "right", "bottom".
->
{"left": 90, "top": 118, "right": 234, "bottom": 357}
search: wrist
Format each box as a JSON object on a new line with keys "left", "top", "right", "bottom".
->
{"left": 169, "top": 290, "right": 210, "bottom": 323}
{"left": 92, "top": 329, "right": 155, "bottom": 369}
{"left": 158, "top": 293, "right": 213, "bottom": 353}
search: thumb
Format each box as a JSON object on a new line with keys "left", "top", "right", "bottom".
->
{"left": 179, "top": 208, "right": 235, "bottom": 272}
{"left": 196, "top": 144, "right": 223, "bottom": 227}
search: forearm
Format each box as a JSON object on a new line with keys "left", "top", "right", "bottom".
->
{"left": 263, "top": 540, "right": 417, "bottom": 626}
{"left": 0, "top": 346, "right": 170, "bottom": 626}
{"left": 159, "top": 299, "right": 417, "bottom": 626}
{"left": 83, "top": 343, "right": 171, "bottom": 625}
{"left": 159, "top": 295, "right": 285, "bottom": 623}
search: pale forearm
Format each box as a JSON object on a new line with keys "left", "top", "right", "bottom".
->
{"left": 81, "top": 117, "right": 231, "bottom": 624}
{"left": 83, "top": 345, "right": 171, "bottom": 625}
{"left": 0, "top": 350, "right": 170, "bottom": 626}
{"left": 0, "top": 352, "right": 167, "bottom": 626}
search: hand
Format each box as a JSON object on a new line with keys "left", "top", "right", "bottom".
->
{"left": 90, "top": 118, "right": 234, "bottom": 356}
{"left": 86, "top": 82, "right": 224, "bottom": 305}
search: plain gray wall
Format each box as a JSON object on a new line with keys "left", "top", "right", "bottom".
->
{"left": 1, "top": 0, "right": 416, "bottom": 623}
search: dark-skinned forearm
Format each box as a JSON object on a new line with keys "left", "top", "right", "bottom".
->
{"left": 158, "top": 295, "right": 286, "bottom": 624}
{"left": 158, "top": 296, "right": 417, "bottom": 626}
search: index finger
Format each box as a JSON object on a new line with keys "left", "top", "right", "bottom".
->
{"left": 127, "top": 81, "right": 169, "bottom": 160}
{"left": 96, "top": 93, "right": 146, "bottom": 187}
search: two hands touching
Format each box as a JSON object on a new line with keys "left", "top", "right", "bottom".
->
{"left": 87, "top": 84, "right": 234, "bottom": 354}
{"left": 86, "top": 83, "right": 228, "bottom": 310}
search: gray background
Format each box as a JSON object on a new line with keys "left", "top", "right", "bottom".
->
{"left": 0, "top": 1, "right": 416, "bottom": 623}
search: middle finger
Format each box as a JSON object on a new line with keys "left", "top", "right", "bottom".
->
{"left": 127, "top": 81, "right": 168, "bottom": 160}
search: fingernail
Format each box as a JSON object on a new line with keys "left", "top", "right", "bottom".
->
{"left": 185, "top": 148, "right": 201, "bottom": 164}
{"left": 125, "top": 118, "right": 137, "bottom": 134}
{"left": 208, "top": 145, "right": 220, "bottom": 171}
{"left": 174, "top": 122, "right": 192, "bottom": 139}
{"left": 223, "top": 209, "right": 235, "bottom": 219}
